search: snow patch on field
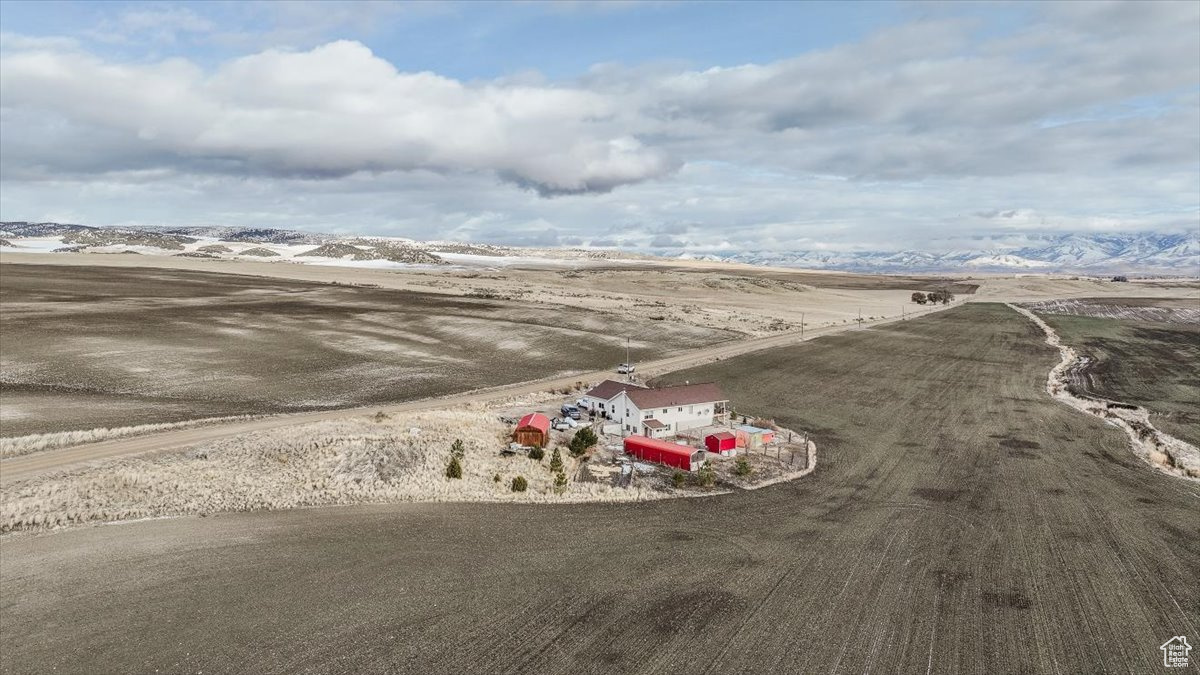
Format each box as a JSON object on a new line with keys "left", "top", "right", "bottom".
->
{"left": 0, "top": 237, "right": 69, "bottom": 252}
{"left": 305, "top": 258, "right": 439, "bottom": 270}
{"left": 1021, "top": 298, "right": 1200, "bottom": 325}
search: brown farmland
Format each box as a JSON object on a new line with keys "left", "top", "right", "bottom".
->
{"left": 1031, "top": 298, "right": 1200, "bottom": 448}
{"left": 2, "top": 303, "right": 1196, "bottom": 674}
{"left": 0, "top": 263, "right": 735, "bottom": 435}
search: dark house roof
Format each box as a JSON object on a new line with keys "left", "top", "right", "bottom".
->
{"left": 626, "top": 383, "right": 726, "bottom": 409}
{"left": 642, "top": 419, "right": 667, "bottom": 430}
{"left": 584, "top": 379, "right": 647, "bottom": 401}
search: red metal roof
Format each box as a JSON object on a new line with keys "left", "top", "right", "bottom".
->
{"left": 516, "top": 413, "right": 550, "bottom": 434}
{"left": 623, "top": 435, "right": 695, "bottom": 458}
{"left": 625, "top": 382, "right": 726, "bottom": 409}
{"left": 707, "top": 431, "right": 735, "bottom": 441}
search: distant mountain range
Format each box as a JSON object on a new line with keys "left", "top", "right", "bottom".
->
{"left": 2, "top": 222, "right": 1196, "bottom": 275}
{"left": 678, "top": 233, "right": 1199, "bottom": 274}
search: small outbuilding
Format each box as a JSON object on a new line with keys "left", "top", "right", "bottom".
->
{"left": 705, "top": 431, "right": 737, "bottom": 456}
{"left": 624, "top": 435, "right": 706, "bottom": 472}
{"left": 734, "top": 424, "right": 775, "bottom": 450}
{"left": 513, "top": 413, "right": 551, "bottom": 447}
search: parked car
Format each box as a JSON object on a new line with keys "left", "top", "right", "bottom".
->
{"left": 617, "top": 363, "right": 635, "bottom": 374}
{"left": 551, "top": 417, "right": 573, "bottom": 431}
{"left": 560, "top": 404, "right": 581, "bottom": 419}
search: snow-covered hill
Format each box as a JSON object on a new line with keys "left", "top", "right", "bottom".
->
{"left": 707, "top": 233, "right": 1199, "bottom": 274}
{"left": 2, "top": 222, "right": 1196, "bottom": 274}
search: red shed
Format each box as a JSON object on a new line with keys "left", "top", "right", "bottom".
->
{"left": 624, "top": 435, "right": 706, "bottom": 472}
{"left": 513, "top": 413, "right": 551, "bottom": 447}
{"left": 705, "top": 432, "right": 737, "bottom": 456}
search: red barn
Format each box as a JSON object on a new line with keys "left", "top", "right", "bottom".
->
{"left": 624, "top": 435, "right": 706, "bottom": 472}
{"left": 513, "top": 413, "right": 551, "bottom": 447}
{"left": 705, "top": 432, "right": 737, "bottom": 456}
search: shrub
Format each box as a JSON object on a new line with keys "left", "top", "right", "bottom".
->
{"left": 734, "top": 456, "right": 752, "bottom": 477}
{"left": 671, "top": 470, "right": 686, "bottom": 488}
{"left": 549, "top": 447, "right": 564, "bottom": 473}
{"left": 493, "top": 473, "right": 501, "bottom": 483}
{"left": 511, "top": 475, "right": 528, "bottom": 492}
{"left": 911, "top": 292, "right": 928, "bottom": 305}
{"left": 451, "top": 439, "right": 465, "bottom": 459}
{"left": 553, "top": 470, "right": 568, "bottom": 494}
{"left": 445, "top": 456, "right": 463, "bottom": 479}
{"left": 698, "top": 461, "right": 716, "bottom": 488}
{"left": 569, "top": 427, "right": 598, "bottom": 457}
{"left": 528, "top": 446, "right": 545, "bottom": 461}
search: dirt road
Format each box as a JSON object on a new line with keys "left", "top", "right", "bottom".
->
{"left": 3, "top": 304, "right": 1195, "bottom": 674}
{"left": 0, "top": 303, "right": 953, "bottom": 483}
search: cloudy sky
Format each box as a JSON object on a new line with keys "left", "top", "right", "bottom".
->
{"left": 1, "top": 1, "right": 1197, "bottom": 252}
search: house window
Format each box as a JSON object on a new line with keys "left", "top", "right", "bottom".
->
{"left": 643, "top": 411, "right": 652, "bottom": 419}
{"left": 599, "top": 402, "right": 605, "bottom": 410}
{"left": 678, "top": 407, "right": 683, "bottom": 413}
{"left": 662, "top": 408, "right": 668, "bottom": 414}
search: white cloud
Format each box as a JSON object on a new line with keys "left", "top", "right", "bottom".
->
{"left": 86, "top": 6, "right": 215, "bottom": 45}
{"left": 0, "top": 39, "right": 674, "bottom": 194}
{"left": 1, "top": 2, "right": 1197, "bottom": 251}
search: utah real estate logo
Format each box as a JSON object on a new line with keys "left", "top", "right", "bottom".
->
{"left": 1160, "top": 636, "right": 1191, "bottom": 668}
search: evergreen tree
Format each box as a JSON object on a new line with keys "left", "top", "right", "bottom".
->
{"left": 569, "top": 426, "right": 598, "bottom": 457}
{"left": 446, "top": 456, "right": 463, "bottom": 479}
{"left": 549, "top": 447, "right": 564, "bottom": 473}
{"left": 734, "top": 455, "right": 752, "bottom": 477}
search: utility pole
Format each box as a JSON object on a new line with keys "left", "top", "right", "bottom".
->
{"left": 625, "top": 335, "right": 631, "bottom": 381}
{"left": 800, "top": 312, "right": 805, "bottom": 339}
{"left": 858, "top": 307, "right": 862, "bottom": 329}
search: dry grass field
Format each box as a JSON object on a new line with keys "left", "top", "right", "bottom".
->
{"left": 1, "top": 251, "right": 984, "bottom": 341}
{"left": 1029, "top": 298, "right": 1200, "bottom": 449}
{"left": 3, "top": 303, "right": 1195, "bottom": 674}
{"left": 0, "top": 263, "right": 735, "bottom": 435}
{"left": 0, "top": 404, "right": 679, "bottom": 533}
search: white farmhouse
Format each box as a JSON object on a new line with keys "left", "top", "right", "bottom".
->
{"left": 578, "top": 379, "right": 647, "bottom": 418}
{"left": 582, "top": 380, "right": 729, "bottom": 439}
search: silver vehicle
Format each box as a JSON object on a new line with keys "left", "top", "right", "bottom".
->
{"left": 616, "top": 363, "right": 635, "bottom": 374}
